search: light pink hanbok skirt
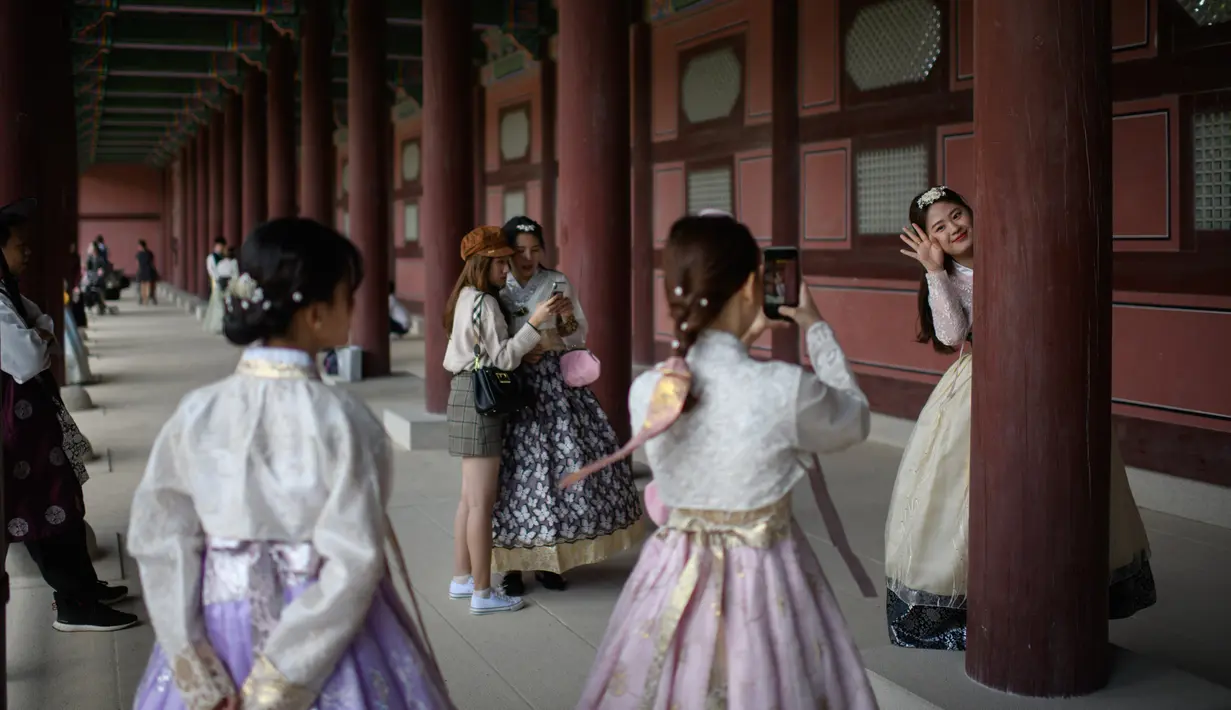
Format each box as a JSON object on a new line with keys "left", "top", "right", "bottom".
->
{"left": 577, "top": 498, "right": 878, "bottom": 710}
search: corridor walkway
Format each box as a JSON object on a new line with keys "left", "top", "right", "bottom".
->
{"left": 5, "top": 294, "right": 1231, "bottom": 709}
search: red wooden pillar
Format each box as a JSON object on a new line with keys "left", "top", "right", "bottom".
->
{"left": 35, "top": 4, "right": 70, "bottom": 382}
{"left": 300, "top": 0, "right": 335, "bottom": 226}
{"left": 182, "top": 144, "right": 195, "bottom": 290}
{"left": 178, "top": 146, "right": 189, "bottom": 287}
{"left": 223, "top": 92, "right": 243, "bottom": 246}
{"left": 422, "top": 0, "right": 474, "bottom": 410}
{"left": 770, "top": 0, "right": 800, "bottom": 363}
{"left": 630, "top": 21, "right": 653, "bottom": 366}
{"left": 196, "top": 127, "right": 210, "bottom": 296}
{"left": 267, "top": 34, "right": 297, "bottom": 219}
{"left": 968, "top": 0, "right": 1113, "bottom": 696}
{"left": 242, "top": 69, "right": 268, "bottom": 236}
{"left": 347, "top": 0, "right": 391, "bottom": 377}
{"left": 557, "top": 0, "right": 633, "bottom": 439}
{"left": 209, "top": 111, "right": 224, "bottom": 247}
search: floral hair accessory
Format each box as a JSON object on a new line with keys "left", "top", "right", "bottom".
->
{"left": 515, "top": 223, "right": 538, "bottom": 233}
{"left": 916, "top": 186, "right": 948, "bottom": 210}
{"left": 697, "top": 208, "right": 732, "bottom": 218}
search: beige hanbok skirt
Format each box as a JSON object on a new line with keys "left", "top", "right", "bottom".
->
{"left": 884, "top": 352, "right": 1155, "bottom": 648}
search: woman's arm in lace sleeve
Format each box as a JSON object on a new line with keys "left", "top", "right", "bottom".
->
{"left": 128, "top": 415, "right": 236, "bottom": 710}
{"left": 925, "top": 271, "right": 970, "bottom": 346}
{"left": 793, "top": 322, "right": 871, "bottom": 454}
{"left": 240, "top": 404, "right": 391, "bottom": 710}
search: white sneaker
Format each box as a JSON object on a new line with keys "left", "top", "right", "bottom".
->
{"left": 449, "top": 576, "right": 475, "bottom": 600}
{"left": 469, "top": 589, "right": 525, "bottom": 615}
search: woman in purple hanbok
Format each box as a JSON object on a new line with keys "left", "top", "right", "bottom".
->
{"left": 129, "top": 219, "right": 454, "bottom": 710}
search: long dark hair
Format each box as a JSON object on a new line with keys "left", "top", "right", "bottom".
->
{"left": 222, "top": 218, "right": 364, "bottom": 346}
{"left": 0, "top": 224, "right": 33, "bottom": 326}
{"left": 442, "top": 255, "right": 508, "bottom": 333}
{"left": 663, "top": 214, "right": 760, "bottom": 409}
{"left": 910, "top": 187, "right": 972, "bottom": 354}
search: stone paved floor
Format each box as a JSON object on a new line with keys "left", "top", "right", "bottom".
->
{"left": 5, "top": 294, "right": 1230, "bottom": 709}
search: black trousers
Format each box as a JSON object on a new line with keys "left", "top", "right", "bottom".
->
{"left": 390, "top": 317, "right": 409, "bottom": 336}
{"left": 23, "top": 522, "right": 100, "bottom": 603}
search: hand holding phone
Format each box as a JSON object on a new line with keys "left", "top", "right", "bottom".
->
{"left": 762, "top": 247, "right": 800, "bottom": 320}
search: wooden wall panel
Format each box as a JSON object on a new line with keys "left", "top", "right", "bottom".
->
{"left": 485, "top": 185, "right": 504, "bottom": 225}
{"left": 1111, "top": 0, "right": 1157, "bottom": 62}
{"left": 1112, "top": 97, "right": 1180, "bottom": 250}
{"left": 736, "top": 149, "right": 773, "bottom": 241}
{"left": 653, "top": 162, "right": 686, "bottom": 246}
{"left": 950, "top": 0, "right": 974, "bottom": 90}
{"left": 483, "top": 66, "right": 542, "bottom": 173}
{"left": 799, "top": 0, "right": 840, "bottom": 115}
{"left": 1112, "top": 303, "right": 1231, "bottom": 428}
{"left": 395, "top": 256, "right": 425, "bottom": 302}
{"left": 800, "top": 139, "right": 851, "bottom": 249}
{"left": 936, "top": 124, "right": 975, "bottom": 201}
{"left": 650, "top": 0, "right": 770, "bottom": 142}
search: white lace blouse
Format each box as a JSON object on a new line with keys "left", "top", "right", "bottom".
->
{"left": 924, "top": 262, "right": 973, "bottom": 347}
{"left": 631, "top": 323, "right": 870, "bottom": 511}
{"left": 128, "top": 347, "right": 393, "bottom": 710}
{"left": 499, "top": 267, "right": 588, "bottom": 352}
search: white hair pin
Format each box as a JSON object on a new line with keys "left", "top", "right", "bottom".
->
{"left": 516, "top": 224, "right": 537, "bottom": 233}
{"left": 916, "top": 186, "right": 948, "bottom": 210}
{"left": 697, "top": 208, "right": 732, "bottom": 218}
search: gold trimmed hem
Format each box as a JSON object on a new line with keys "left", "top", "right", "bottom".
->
{"left": 491, "top": 517, "right": 647, "bottom": 574}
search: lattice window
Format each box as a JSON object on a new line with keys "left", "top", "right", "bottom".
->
{"left": 845, "top": 0, "right": 942, "bottom": 92}
{"left": 401, "top": 141, "right": 420, "bottom": 182}
{"left": 403, "top": 202, "right": 419, "bottom": 243}
{"left": 856, "top": 144, "right": 929, "bottom": 234}
{"left": 500, "top": 109, "right": 530, "bottom": 162}
{"left": 1194, "top": 110, "right": 1231, "bottom": 231}
{"left": 503, "top": 189, "right": 527, "bottom": 224}
{"left": 681, "top": 46, "right": 742, "bottom": 124}
{"left": 1176, "top": 0, "right": 1231, "bottom": 26}
{"left": 687, "top": 166, "right": 733, "bottom": 214}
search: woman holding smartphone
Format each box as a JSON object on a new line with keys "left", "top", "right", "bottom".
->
{"left": 492, "top": 216, "right": 645, "bottom": 596}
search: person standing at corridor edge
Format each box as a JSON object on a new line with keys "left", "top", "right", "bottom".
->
{"left": 1, "top": 197, "right": 137, "bottom": 633}
{"left": 129, "top": 219, "right": 455, "bottom": 710}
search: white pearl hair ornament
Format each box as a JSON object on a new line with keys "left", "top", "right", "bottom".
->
{"left": 292, "top": 292, "right": 303, "bottom": 303}
{"left": 262, "top": 301, "right": 272, "bottom": 311}
{"left": 671, "top": 339, "right": 680, "bottom": 349}
{"left": 673, "top": 286, "right": 684, "bottom": 296}
{"left": 699, "top": 298, "right": 709, "bottom": 307}
{"left": 680, "top": 322, "right": 689, "bottom": 332}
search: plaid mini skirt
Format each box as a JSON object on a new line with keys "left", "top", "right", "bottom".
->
{"left": 447, "top": 372, "right": 505, "bottom": 458}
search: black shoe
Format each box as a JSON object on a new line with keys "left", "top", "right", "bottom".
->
{"left": 535, "top": 571, "right": 568, "bottom": 591}
{"left": 52, "top": 595, "right": 139, "bottom": 633}
{"left": 501, "top": 571, "right": 525, "bottom": 596}
{"left": 94, "top": 581, "right": 129, "bottom": 605}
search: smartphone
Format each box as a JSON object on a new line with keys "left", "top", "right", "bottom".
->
{"left": 762, "top": 247, "right": 800, "bottom": 320}
{"left": 551, "top": 281, "right": 565, "bottom": 296}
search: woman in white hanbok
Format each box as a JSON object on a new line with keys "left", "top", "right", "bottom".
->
{"left": 130, "top": 218, "right": 453, "bottom": 710}
{"left": 884, "top": 186, "right": 1156, "bottom": 650}
{"left": 201, "top": 242, "right": 236, "bottom": 334}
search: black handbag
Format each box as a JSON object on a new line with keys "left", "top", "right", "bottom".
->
{"left": 470, "top": 294, "right": 529, "bottom": 416}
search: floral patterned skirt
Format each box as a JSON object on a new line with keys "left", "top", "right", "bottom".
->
{"left": 492, "top": 354, "right": 645, "bottom": 574}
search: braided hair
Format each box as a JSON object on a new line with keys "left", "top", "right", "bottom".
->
{"left": 662, "top": 214, "right": 760, "bottom": 409}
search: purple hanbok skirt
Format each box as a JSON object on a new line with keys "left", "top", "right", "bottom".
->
{"left": 133, "top": 539, "right": 453, "bottom": 709}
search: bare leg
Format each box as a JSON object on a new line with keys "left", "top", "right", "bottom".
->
{"left": 461, "top": 455, "right": 500, "bottom": 591}
{"left": 452, "top": 480, "right": 471, "bottom": 578}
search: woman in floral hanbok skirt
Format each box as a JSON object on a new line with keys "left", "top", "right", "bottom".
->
{"left": 492, "top": 216, "right": 644, "bottom": 595}
{"left": 130, "top": 219, "right": 454, "bottom": 710}
{"left": 567, "top": 214, "right": 879, "bottom": 709}
{"left": 885, "top": 186, "right": 1155, "bottom": 650}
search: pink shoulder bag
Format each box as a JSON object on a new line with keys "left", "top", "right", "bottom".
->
{"left": 560, "top": 349, "right": 601, "bottom": 388}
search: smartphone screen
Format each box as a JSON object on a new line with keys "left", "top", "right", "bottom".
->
{"left": 763, "top": 247, "right": 800, "bottom": 319}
